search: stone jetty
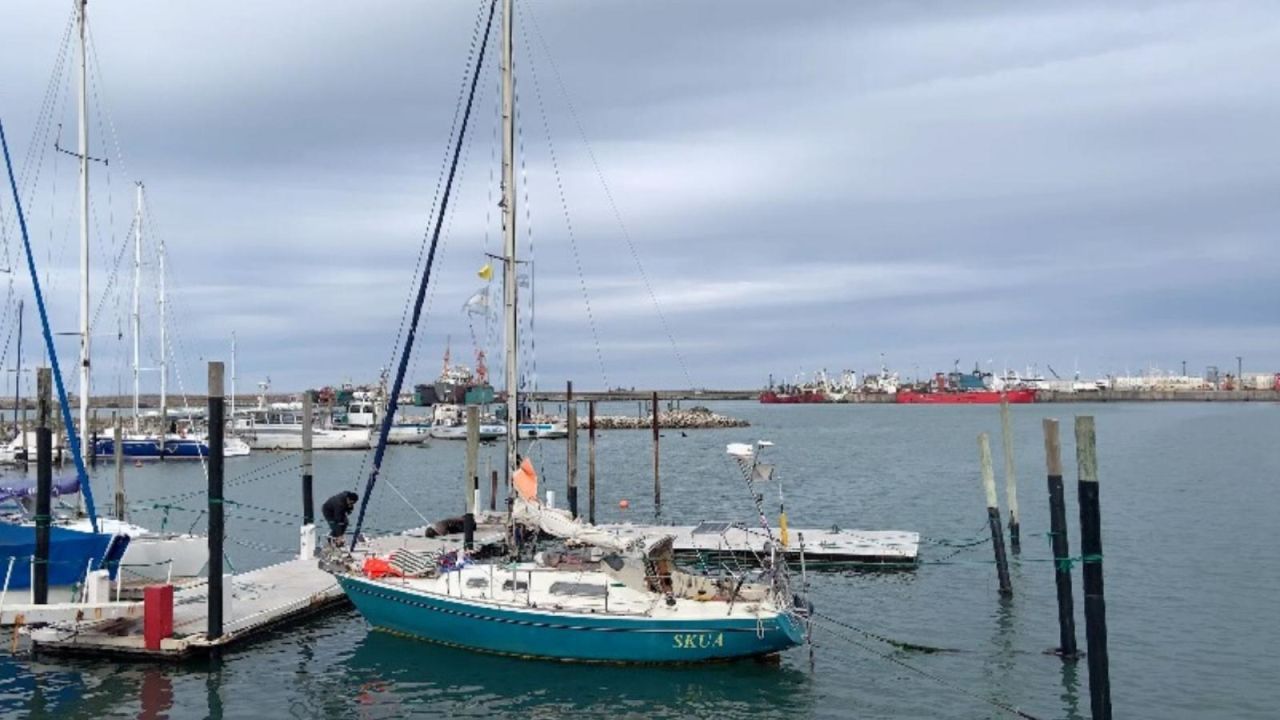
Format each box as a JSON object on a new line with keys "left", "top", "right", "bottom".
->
{"left": 587, "top": 406, "right": 748, "bottom": 430}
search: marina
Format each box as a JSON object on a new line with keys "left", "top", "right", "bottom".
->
{"left": 0, "top": 0, "right": 1275, "bottom": 717}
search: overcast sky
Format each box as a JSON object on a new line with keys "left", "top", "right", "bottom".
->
{"left": 0, "top": 0, "right": 1276, "bottom": 394}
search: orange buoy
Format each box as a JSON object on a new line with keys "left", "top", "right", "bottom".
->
{"left": 618, "top": 499, "right": 630, "bottom": 509}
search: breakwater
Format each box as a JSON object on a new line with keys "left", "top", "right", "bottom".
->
{"left": 588, "top": 406, "right": 748, "bottom": 429}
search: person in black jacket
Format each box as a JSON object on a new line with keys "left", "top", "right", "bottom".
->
{"left": 322, "top": 491, "right": 360, "bottom": 543}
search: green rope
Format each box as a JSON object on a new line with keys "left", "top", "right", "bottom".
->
{"left": 1055, "top": 554, "right": 1103, "bottom": 572}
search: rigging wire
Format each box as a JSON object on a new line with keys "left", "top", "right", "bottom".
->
{"left": 525, "top": 4, "right": 695, "bottom": 389}
{"left": 517, "top": 2, "right": 609, "bottom": 390}
{"left": 349, "top": 0, "right": 499, "bottom": 549}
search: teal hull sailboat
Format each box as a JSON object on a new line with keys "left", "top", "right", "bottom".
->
{"left": 332, "top": 0, "right": 807, "bottom": 664}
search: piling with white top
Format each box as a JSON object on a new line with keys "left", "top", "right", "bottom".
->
{"left": 979, "top": 432, "right": 1012, "bottom": 596}
{"left": 113, "top": 413, "right": 124, "bottom": 521}
{"left": 1075, "top": 416, "right": 1111, "bottom": 719}
{"left": 1042, "top": 418, "right": 1078, "bottom": 659}
{"left": 464, "top": 405, "right": 478, "bottom": 550}
{"left": 301, "top": 392, "right": 314, "bottom": 526}
{"left": 206, "top": 362, "right": 225, "bottom": 642}
{"left": 999, "top": 397, "right": 1020, "bottom": 553}
{"left": 566, "top": 381, "right": 578, "bottom": 518}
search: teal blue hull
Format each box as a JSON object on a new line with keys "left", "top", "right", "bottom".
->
{"left": 338, "top": 576, "right": 804, "bottom": 663}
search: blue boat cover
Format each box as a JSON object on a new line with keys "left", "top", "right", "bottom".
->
{"left": 0, "top": 522, "right": 125, "bottom": 589}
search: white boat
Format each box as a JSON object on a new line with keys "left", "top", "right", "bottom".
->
{"left": 63, "top": 517, "right": 205, "bottom": 581}
{"left": 428, "top": 404, "right": 504, "bottom": 440}
{"left": 517, "top": 420, "right": 568, "bottom": 439}
{"left": 234, "top": 408, "right": 370, "bottom": 450}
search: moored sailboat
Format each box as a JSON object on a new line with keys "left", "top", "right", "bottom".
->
{"left": 330, "top": 0, "right": 806, "bottom": 663}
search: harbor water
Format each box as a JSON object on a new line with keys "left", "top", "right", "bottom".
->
{"left": 1, "top": 401, "right": 1277, "bottom": 718}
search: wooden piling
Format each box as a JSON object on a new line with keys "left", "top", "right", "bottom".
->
{"left": 33, "top": 367, "right": 52, "bottom": 606}
{"left": 978, "top": 432, "right": 1012, "bottom": 596}
{"left": 464, "top": 406, "right": 478, "bottom": 550}
{"left": 588, "top": 400, "right": 597, "bottom": 525}
{"left": 206, "top": 362, "right": 225, "bottom": 642}
{"left": 1075, "top": 416, "right": 1111, "bottom": 719}
{"left": 1042, "top": 418, "right": 1078, "bottom": 659}
{"left": 652, "top": 391, "right": 661, "bottom": 514}
{"left": 566, "top": 381, "right": 578, "bottom": 518}
{"left": 301, "top": 392, "right": 314, "bottom": 526}
{"left": 999, "top": 397, "right": 1020, "bottom": 553}
{"left": 113, "top": 413, "right": 124, "bottom": 522}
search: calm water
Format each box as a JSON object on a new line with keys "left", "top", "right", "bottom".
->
{"left": 1, "top": 401, "right": 1278, "bottom": 719}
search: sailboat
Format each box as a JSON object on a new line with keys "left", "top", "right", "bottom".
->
{"left": 330, "top": 0, "right": 806, "bottom": 663}
{"left": 90, "top": 184, "right": 250, "bottom": 460}
{"left": 3, "top": 1, "right": 207, "bottom": 585}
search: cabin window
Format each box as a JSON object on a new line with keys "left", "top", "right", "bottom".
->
{"left": 466, "top": 578, "right": 488, "bottom": 588}
{"left": 502, "top": 580, "right": 528, "bottom": 592}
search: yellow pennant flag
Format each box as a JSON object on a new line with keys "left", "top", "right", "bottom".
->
{"left": 477, "top": 263, "right": 493, "bottom": 281}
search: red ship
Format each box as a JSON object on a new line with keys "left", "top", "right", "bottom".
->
{"left": 759, "top": 389, "right": 827, "bottom": 404}
{"left": 896, "top": 388, "right": 1037, "bottom": 404}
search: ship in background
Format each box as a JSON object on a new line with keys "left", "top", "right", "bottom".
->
{"left": 896, "top": 363, "right": 1036, "bottom": 404}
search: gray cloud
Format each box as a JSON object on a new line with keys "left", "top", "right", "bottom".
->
{"left": 0, "top": 0, "right": 1276, "bottom": 396}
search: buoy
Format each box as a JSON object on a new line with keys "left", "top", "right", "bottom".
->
{"left": 619, "top": 499, "right": 630, "bottom": 509}
{"left": 134, "top": 460, "right": 143, "bottom": 467}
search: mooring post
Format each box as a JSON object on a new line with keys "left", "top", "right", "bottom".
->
{"left": 1075, "top": 416, "right": 1111, "bottom": 719}
{"left": 113, "top": 412, "right": 125, "bottom": 521}
{"left": 587, "top": 400, "right": 597, "bottom": 525}
{"left": 652, "top": 391, "right": 661, "bottom": 514}
{"left": 464, "top": 406, "right": 478, "bottom": 550}
{"left": 33, "top": 367, "right": 52, "bottom": 605}
{"left": 206, "top": 362, "right": 225, "bottom": 642}
{"left": 979, "top": 432, "right": 1012, "bottom": 595}
{"left": 1042, "top": 418, "right": 1078, "bottom": 658}
{"left": 301, "top": 392, "right": 314, "bottom": 526}
{"left": 1000, "top": 397, "right": 1020, "bottom": 553}
{"left": 566, "top": 381, "right": 578, "bottom": 518}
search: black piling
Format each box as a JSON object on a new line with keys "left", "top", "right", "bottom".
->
{"left": 33, "top": 367, "right": 52, "bottom": 605}
{"left": 206, "top": 362, "right": 225, "bottom": 642}
{"left": 1043, "top": 418, "right": 1079, "bottom": 659}
{"left": 651, "top": 391, "right": 661, "bottom": 514}
{"left": 490, "top": 470, "right": 498, "bottom": 512}
{"left": 301, "top": 392, "right": 314, "bottom": 526}
{"left": 587, "top": 400, "right": 597, "bottom": 525}
{"left": 566, "top": 381, "right": 578, "bottom": 518}
{"left": 1075, "top": 416, "right": 1111, "bottom": 719}
{"left": 978, "top": 432, "right": 1012, "bottom": 596}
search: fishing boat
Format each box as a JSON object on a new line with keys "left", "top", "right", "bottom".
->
{"left": 234, "top": 407, "right": 371, "bottom": 450}
{"left": 331, "top": 0, "right": 807, "bottom": 663}
{"left": 897, "top": 364, "right": 1037, "bottom": 404}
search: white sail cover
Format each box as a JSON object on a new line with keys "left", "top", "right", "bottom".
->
{"left": 511, "top": 497, "right": 634, "bottom": 553}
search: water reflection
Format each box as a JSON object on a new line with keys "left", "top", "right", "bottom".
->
{"left": 330, "top": 629, "right": 814, "bottom": 719}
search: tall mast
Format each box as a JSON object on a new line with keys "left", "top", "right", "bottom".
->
{"left": 501, "top": 0, "right": 518, "bottom": 477}
{"left": 132, "top": 182, "right": 142, "bottom": 433}
{"left": 77, "top": 0, "right": 90, "bottom": 451}
{"left": 157, "top": 196, "right": 167, "bottom": 432}
{"left": 230, "top": 331, "right": 236, "bottom": 421}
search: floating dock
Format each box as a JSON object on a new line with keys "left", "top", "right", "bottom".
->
{"left": 599, "top": 521, "right": 920, "bottom": 567}
{"left": 26, "top": 526, "right": 503, "bottom": 661}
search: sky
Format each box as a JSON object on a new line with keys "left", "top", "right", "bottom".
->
{"left": 0, "top": 0, "right": 1276, "bottom": 395}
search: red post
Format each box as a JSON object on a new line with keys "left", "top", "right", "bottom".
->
{"left": 144, "top": 584, "right": 174, "bottom": 650}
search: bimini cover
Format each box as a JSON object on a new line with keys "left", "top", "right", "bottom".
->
{"left": 0, "top": 523, "right": 125, "bottom": 589}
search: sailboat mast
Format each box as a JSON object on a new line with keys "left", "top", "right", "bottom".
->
{"left": 230, "top": 331, "right": 236, "bottom": 422}
{"left": 500, "top": 0, "right": 518, "bottom": 477}
{"left": 158, "top": 202, "right": 167, "bottom": 431}
{"left": 15, "top": 299, "right": 23, "bottom": 454}
{"left": 77, "top": 0, "right": 90, "bottom": 450}
{"left": 132, "top": 182, "right": 142, "bottom": 433}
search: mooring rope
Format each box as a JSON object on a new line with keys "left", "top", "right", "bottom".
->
{"left": 812, "top": 617, "right": 1044, "bottom": 720}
